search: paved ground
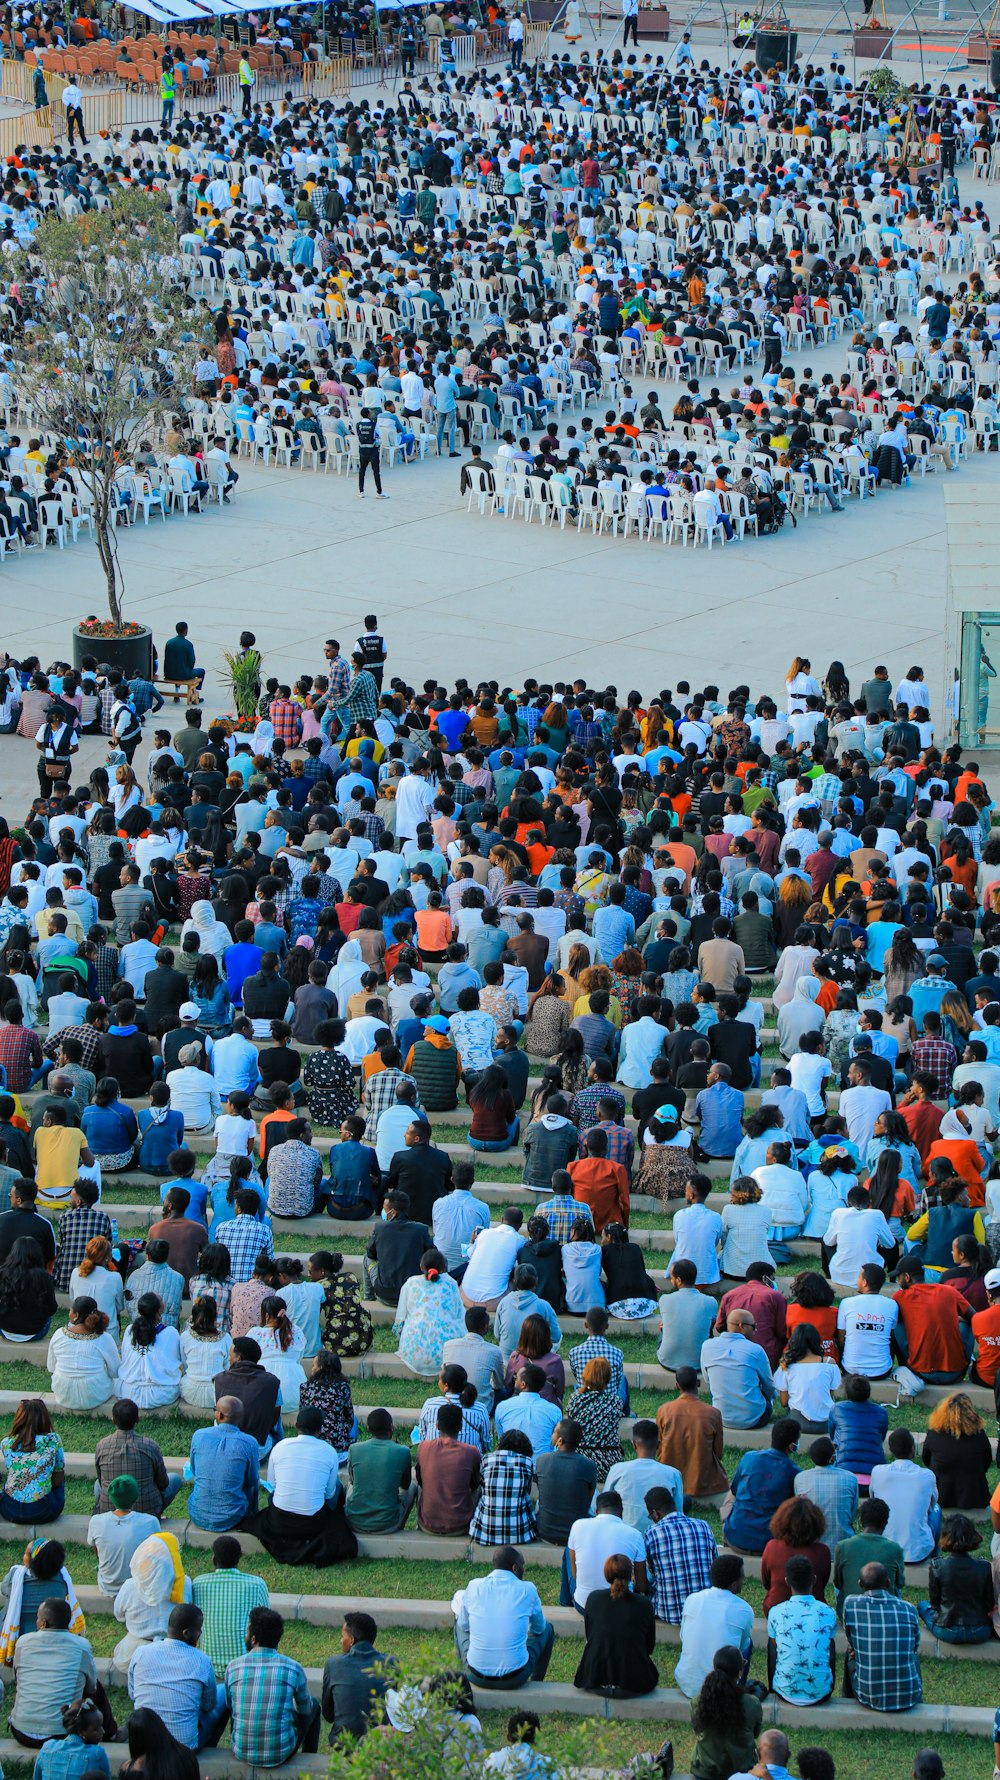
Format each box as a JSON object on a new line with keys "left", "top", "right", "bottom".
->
{"left": 1, "top": 138, "right": 996, "bottom": 812}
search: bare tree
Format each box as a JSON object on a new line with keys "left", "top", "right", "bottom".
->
{"left": 13, "top": 188, "right": 196, "bottom": 627}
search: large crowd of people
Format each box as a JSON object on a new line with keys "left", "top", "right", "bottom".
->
{"left": 0, "top": 618, "right": 988, "bottom": 1775}
{"left": 0, "top": 12, "right": 995, "bottom": 1776}
{"left": 0, "top": 17, "right": 997, "bottom": 539}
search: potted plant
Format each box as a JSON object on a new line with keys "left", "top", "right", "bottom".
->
{"left": 219, "top": 645, "right": 263, "bottom": 727}
{"left": 754, "top": 6, "right": 797, "bottom": 71}
{"left": 13, "top": 190, "right": 197, "bottom": 681}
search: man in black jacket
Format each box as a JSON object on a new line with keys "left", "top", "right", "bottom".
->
{"left": 356, "top": 408, "right": 386, "bottom": 498}
{"left": 363, "top": 1189, "right": 430, "bottom": 1304}
{"left": 142, "top": 948, "right": 190, "bottom": 1037}
{"left": 385, "top": 1122, "right": 453, "bottom": 1225}
{"left": 242, "top": 956, "right": 292, "bottom": 1034}
{"left": 0, "top": 1178, "right": 55, "bottom": 1265}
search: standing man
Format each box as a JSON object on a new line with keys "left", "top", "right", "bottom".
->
{"left": 160, "top": 57, "right": 176, "bottom": 129}
{"left": 507, "top": 10, "right": 525, "bottom": 65}
{"left": 434, "top": 360, "right": 461, "bottom": 458}
{"left": 356, "top": 616, "right": 387, "bottom": 692}
{"left": 356, "top": 409, "right": 387, "bottom": 499}
{"left": 623, "top": 0, "right": 639, "bottom": 45}
{"left": 238, "top": 53, "right": 255, "bottom": 116}
{"left": 63, "top": 80, "right": 87, "bottom": 146}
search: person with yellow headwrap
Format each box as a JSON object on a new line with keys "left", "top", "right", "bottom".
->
{"left": 109, "top": 1530, "right": 190, "bottom": 1683}
{"left": 0, "top": 1537, "right": 83, "bottom": 1663}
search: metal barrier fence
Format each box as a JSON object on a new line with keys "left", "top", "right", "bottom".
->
{"left": 302, "top": 57, "right": 352, "bottom": 97}
{"left": 0, "top": 106, "right": 54, "bottom": 154}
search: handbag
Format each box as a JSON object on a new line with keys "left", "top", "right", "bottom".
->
{"left": 43, "top": 760, "right": 68, "bottom": 779}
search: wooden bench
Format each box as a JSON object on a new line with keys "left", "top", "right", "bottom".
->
{"left": 154, "top": 676, "right": 200, "bottom": 703}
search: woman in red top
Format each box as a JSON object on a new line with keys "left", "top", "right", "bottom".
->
{"left": 760, "top": 1496, "right": 832, "bottom": 1613}
{"left": 785, "top": 1270, "right": 838, "bottom": 1361}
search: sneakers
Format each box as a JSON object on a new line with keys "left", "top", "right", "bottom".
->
{"left": 356, "top": 492, "right": 365, "bottom": 499}
{"left": 376, "top": 492, "right": 390, "bottom": 499}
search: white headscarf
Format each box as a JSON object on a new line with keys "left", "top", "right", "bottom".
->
{"left": 328, "top": 936, "right": 365, "bottom": 1010}
{"left": 180, "top": 899, "right": 230, "bottom": 961}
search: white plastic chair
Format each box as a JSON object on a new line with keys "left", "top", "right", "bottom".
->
{"left": 39, "top": 496, "right": 66, "bottom": 549}
{"left": 465, "top": 466, "right": 499, "bottom": 516}
{"left": 692, "top": 490, "right": 727, "bottom": 549}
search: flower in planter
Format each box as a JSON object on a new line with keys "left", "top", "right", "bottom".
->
{"left": 76, "top": 618, "right": 147, "bottom": 638}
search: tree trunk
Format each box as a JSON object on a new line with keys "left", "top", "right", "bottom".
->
{"left": 92, "top": 472, "right": 123, "bottom": 629}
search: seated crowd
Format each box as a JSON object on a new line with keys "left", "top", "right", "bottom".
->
{"left": 0, "top": 628, "right": 985, "bottom": 1774}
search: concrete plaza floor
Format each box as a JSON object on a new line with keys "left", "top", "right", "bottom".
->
{"left": 2, "top": 418, "right": 992, "bottom": 737}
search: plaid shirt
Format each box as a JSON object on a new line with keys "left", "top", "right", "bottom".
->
{"left": 94, "top": 1428, "right": 169, "bottom": 1514}
{"left": 794, "top": 1465, "right": 858, "bottom": 1548}
{"left": 53, "top": 1204, "right": 113, "bottom": 1291}
{"left": 325, "top": 656, "right": 352, "bottom": 701}
{"left": 0, "top": 1023, "right": 41, "bottom": 1093}
{"left": 341, "top": 805, "right": 383, "bottom": 848}
{"left": 191, "top": 1567, "right": 269, "bottom": 1674}
{"left": 568, "top": 1334, "right": 625, "bottom": 1391}
{"left": 362, "top": 1066, "right": 420, "bottom": 1143}
{"left": 42, "top": 1021, "right": 105, "bottom": 1070}
{"left": 93, "top": 945, "right": 121, "bottom": 1002}
{"left": 302, "top": 755, "right": 333, "bottom": 787}
{"left": 643, "top": 1511, "right": 718, "bottom": 1623}
{"left": 333, "top": 670, "right": 378, "bottom": 725}
{"left": 470, "top": 1448, "right": 537, "bottom": 1546}
{"left": 909, "top": 1036, "right": 957, "bottom": 1095}
{"left": 571, "top": 1083, "right": 624, "bottom": 1137}
{"left": 417, "top": 1392, "right": 491, "bottom": 1457}
{"left": 124, "top": 1257, "right": 184, "bottom": 1325}
{"left": 268, "top": 698, "right": 302, "bottom": 748}
{"left": 542, "top": 1193, "right": 591, "bottom": 1244}
{"left": 212, "top": 1214, "right": 275, "bottom": 1283}
{"left": 226, "top": 1647, "right": 314, "bottom": 1766}
{"left": 593, "top": 1118, "right": 635, "bottom": 1175}
{"left": 759, "top": 768, "right": 779, "bottom": 793}
{"left": 813, "top": 771, "right": 843, "bottom": 808}
{"left": 188, "top": 1271, "right": 233, "bottom": 1332}
{"left": 843, "top": 1591, "right": 922, "bottom": 1711}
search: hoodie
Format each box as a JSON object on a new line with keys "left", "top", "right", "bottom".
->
{"left": 521, "top": 1112, "right": 579, "bottom": 1188}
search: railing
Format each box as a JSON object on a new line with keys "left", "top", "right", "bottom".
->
{"left": 302, "top": 57, "right": 352, "bottom": 97}
{"left": 0, "top": 106, "right": 54, "bottom": 155}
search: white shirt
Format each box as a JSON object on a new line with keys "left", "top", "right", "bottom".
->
{"left": 266, "top": 1432, "right": 341, "bottom": 1514}
{"left": 602, "top": 1457, "right": 683, "bottom": 1530}
{"left": 825, "top": 1206, "right": 895, "bottom": 1288}
{"left": 838, "top": 1083, "right": 893, "bottom": 1153}
{"left": 675, "top": 1585, "right": 755, "bottom": 1696}
{"left": 870, "top": 1457, "right": 938, "bottom": 1559}
{"left": 394, "top": 773, "right": 436, "bottom": 841}
{"left": 836, "top": 1291, "right": 899, "bottom": 1374}
{"left": 774, "top": 1359, "right": 842, "bottom": 1422}
{"left": 671, "top": 1202, "right": 723, "bottom": 1285}
{"left": 455, "top": 1569, "right": 545, "bottom": 1674}
{"left": 788, "top": 1052, "right": 832, "bottom": 1116}
{"left": 567, "top": 1512, "right": 646, "bottom": 1607}
{"left": 461, "top": 1223, "right": 527, "bottom": 1302}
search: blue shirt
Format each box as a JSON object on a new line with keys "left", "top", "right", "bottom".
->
{"left": 591, "top": 903, "right": 635, "bottom": 964}
{"left": 700, "top": 1331, "right": 774, "bottom": 1426}
{"left": 694, "top": 1082, "right": 745, "bottom": 1157}
{"left": 33, "top": 1735, "right": 111, "bottom": 1780}
{"left": 724, "top": 1448, "right": 800, "bottom": 1552}
{"left": 494, "top": 1289, "right": 562, "bottom": 1365}
{"left": 225, "top": 942, "right": 264, "bottom": 1006}
{"left": 494, "top": 1390, "right": 562, "bottom": 1455}
{"left": 187, "top": 1422, "right": 260, "bottom": 1529}
{"left": 212, "top": 1032, "right": 261, "bottom": 1097}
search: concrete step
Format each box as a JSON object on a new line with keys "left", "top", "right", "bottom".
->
{"left": 0, "top": 1744, "right": 327, "bottom": 1780}
{"left": 0, "top": 1390, "right": 935, "bottom": 1459}
{"left": 0, "top": 1512, "right": 938, "bottom": 1591}
{"left": 66, "top": 1587, "right": 996, "bottom": 1663}
{"left": 78, "top": 1660, "right": 981, "bottom": 1730}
